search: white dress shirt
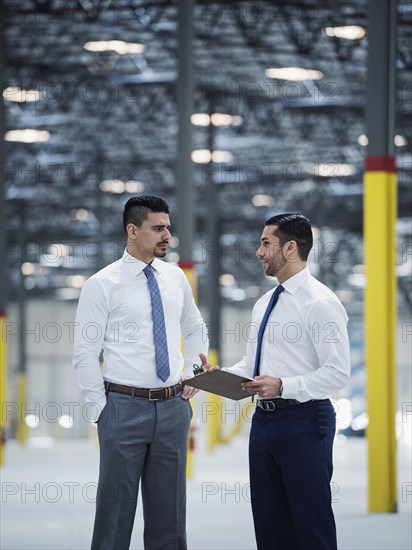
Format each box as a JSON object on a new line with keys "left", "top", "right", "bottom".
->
{"left": 73, "top": 250, "right": 208, "bottom": 420}
{"left": 227, "top": 267, "right": 350, "bottom": 402}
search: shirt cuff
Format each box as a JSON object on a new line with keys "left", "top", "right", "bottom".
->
{"left": 279, "top": 376, "right": 301, "bottom": 401}
{"left": 86, "top": 397, "right": 107, "bottom": 423}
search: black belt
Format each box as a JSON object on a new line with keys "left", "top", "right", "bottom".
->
{"left": 256, "top": 398, "right": 302, "bottom": 412}
{"left": 104, "top": 381, "right": 183, "bottom": 401}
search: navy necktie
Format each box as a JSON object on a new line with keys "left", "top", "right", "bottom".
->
{"left": 143, "top": 264, "right": 170, "bottom": 382}
{"left": 253, "top": 285, "right": 285, "bottom": 378}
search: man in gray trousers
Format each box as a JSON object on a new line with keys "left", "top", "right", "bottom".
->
{"left": 73, "top": 195, "right": 208, "bottom": 549}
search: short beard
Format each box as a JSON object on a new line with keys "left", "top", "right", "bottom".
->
{"left": 265, "top": 256, "right": 286, "bottom": 277}
{"left": 265, "top": 264, "right": 276, "bottom": 277}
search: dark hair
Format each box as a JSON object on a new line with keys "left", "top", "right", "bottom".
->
{"left": 265, "top": 213, "right": 313, "bottom": 261}
{"left": 123, "top": 195, "right": 169, "bottom": 232}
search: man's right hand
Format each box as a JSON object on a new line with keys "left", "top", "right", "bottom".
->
{"left": 199, "top": 352, "right": 219, "bottom": 371}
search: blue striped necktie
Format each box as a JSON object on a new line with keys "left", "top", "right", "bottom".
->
{"left": 253, "top": 285, "right": 284, "bottom": 378}
{"left": 143, "top": 264, "right": 170, "bottom": 382}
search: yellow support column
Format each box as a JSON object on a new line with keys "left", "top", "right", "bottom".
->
{"left": 364, "top": 156, "right": 397, "bottom": 512}
{"left": 206, "top": 348, "right": 221, "bottom": 453}
{"left": 0, "top": 312, "right": 7, "bottom": 465}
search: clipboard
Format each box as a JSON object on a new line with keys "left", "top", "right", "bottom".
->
{"left": 182, "top": 369, "right": 253, "bottom": 400}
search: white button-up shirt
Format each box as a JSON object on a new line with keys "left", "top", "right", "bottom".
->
{"left": 73, "top": 250, "right": 208, "bottom": 419}
{"left": 228, "top": 267, "right": 350, "bottom": 402}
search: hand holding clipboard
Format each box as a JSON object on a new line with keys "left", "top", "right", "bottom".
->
{"left": 182, "top": 353, "right": 253, "bottom": 401}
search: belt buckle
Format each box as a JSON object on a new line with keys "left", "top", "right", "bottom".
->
{"left": 148, "top": 389, "right": 160, "bottom": 401}
{"left": 264, "top": 400, "right": 276, "bottom": 412}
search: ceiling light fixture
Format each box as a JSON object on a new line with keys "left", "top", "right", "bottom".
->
{"left": 191, "top": 114, "right": 210, "bottom": 126}
{"left": 212, "top": 150, "right": 233, "bottom": 163}
{"left": 73, "top": 208, "right": 89, "bottom": 221}
{"left": 21, "top": 263, "right": 36, "bottom": 275}
{"left": 394, "top": 135, "right": 407, "bottom": 147}
{"left": 4, "top": 129, "right": 51, "bottom": 143}
{"left": 191, "top": 149, "right": 212, "bottom": 163}
{"left": 191, "top": 113, "right": 243, "bottom": 127}
{"left": 265, "top": 67, "right": 323, "bottom": 81}
{"left": 99, "top": 180, "right": 145, "bottom": 193}
{"left": 65, "top": 275, "right": 87, "bottom": 288}
{"left": 219, "top": 274, "right": 236, "bottom": 286}
{"left": 83, "top": 40, "right": 145, "bottom": 55}
{"left": 357, "top": 134, "right": 369, "bottom": 146}
{"left": 309, "top": 163, "right": 356, "bottom": 177}
{"left": 191, "top": 150, "right": 233, "bottom": 163}
{"left": 324, "top": 26, "right": 366, "bottom": 40}
{"left": 211, "top": 113, "right": 243, "bottom": 126}
{"left": 3, "top": 87, "right": 43, "bottom": 103}
{"left": 252, "top": 194, "right": 274, "bottom": 207}
{"left": 47, "top": 244, "right": 71, "bottom": 257}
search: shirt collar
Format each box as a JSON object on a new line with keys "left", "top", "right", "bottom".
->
{"left": 122, "top": 249, "right": 165, "bottom": 277}
{"left": 281, "top": 266, "right": 310, "bottom": 295}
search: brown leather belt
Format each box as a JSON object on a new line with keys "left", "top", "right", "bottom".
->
{"left": 104, "top": 381, "right": 183, "bottom": 401}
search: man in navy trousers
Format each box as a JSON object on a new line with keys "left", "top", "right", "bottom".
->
{"left": 206, "top": 213, "right": 350, "bottom": 550}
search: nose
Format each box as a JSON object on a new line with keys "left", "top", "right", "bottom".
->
{"left": 256, "top": 246, "right": 263, "bottom": 258}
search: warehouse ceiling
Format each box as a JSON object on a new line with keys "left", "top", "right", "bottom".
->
{"left": 2, "top": 0, "right": 411, "bottom": 309}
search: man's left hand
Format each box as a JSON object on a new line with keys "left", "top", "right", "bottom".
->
{"left": 241, "top": 375, "right": 282, "bottom": 399}
{"left": 180, "top": 352, "right": 211, "bottom": 400}
{"left": 181, "top": 380, "right": 199, "bottom": 400}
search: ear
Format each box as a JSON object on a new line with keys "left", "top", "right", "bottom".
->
{"left": 126, "top": 223, "right": 138, "bottom": 239}
{"left": 285, "top": 240, "right": 299, "bottom": 262}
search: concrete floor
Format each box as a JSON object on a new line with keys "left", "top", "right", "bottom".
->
{"left": 1, "top": 424, "right": 411, "bottom": 549}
